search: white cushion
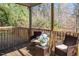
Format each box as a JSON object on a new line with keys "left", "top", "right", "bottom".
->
{"left": 56, "top": 44, "right": 68, "bottom": 50}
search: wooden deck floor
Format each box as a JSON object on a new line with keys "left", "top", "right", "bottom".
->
{"left": 0, "top": 43, "right": 32, "bottom": 56}
{"left": 0, "top": 43, "right": 54, "bottom": 56}
{"left": 2, "top": 48, "right": 32, "bottom": 56}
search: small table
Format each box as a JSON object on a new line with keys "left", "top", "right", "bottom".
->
{"left": 33, "top": 45, "right": 49, "bottom": 56}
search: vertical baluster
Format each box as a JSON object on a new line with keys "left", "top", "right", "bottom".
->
{"left": 2, "top": 30, "right": 4, "bottom": 49}
{"left": 64, "top": 32, "right": 66, "bottom": 41}
{"left": 12, "top": 28, "right": 14, "bottom": 48}
{"left": 3, "top": 30, "right": 5, "bottom": 49}
{"left": 4, "top": 30, "right": 6, "bottom": 49}
{"left": 21, "top": 28, "right": 23, "bottom": 43}
{"left": 0, "top": 30, "right": 2, "bottom": 50}
{"left": 14, "top": 28, "right": 16, "bottom": 47}
{"left": 24, "top": 28, "right": 26, "bottom": 42}
{"left": 25, "top": 28, "right": 27, "bottom": 41}
{"left": 55, "top": 31, "right": 57, "bottom": 41}
{"left": 59, "top": 31, "right": 61, "bottom": 43}
{"left": 22, "top": 28, "right": 24, "bottom": 42}
{"left": 0, "top": 30, "right": 1, "bottom": 50}
{"left": 1, "top": 30, "right": 3, "bottom": 49}
{"left": 11, "top": 28, "right": 13, "bottom": 47}
{"left": 60, "top": 32, "right": 62, "bottom": 41}
{"left": 13, "top": 28, "right": 16, "bottom": 46}
{"left": 61, "top": 32, "right": 64, "bottom": 42}
{"left": 18, "top": 27, "right": 20, "bottom": 44}
{"left": 1, "top": 30, "right": 2, "bottom": 49}
{"left": 6, "top": 30, "right": 8, "bottom": 49}
{"left": 27, "top": 28, "right": 28, "bottom": 41}
{"left": 12, "top": 28, "right": 13, "bottom": 47}
{"left": 23, "top": 28, "right": 25, "bottom": 43}
{"left": 14, "top": 28, "right": 16, "bottom": 46}
{"left": 16, "top": 28, "right": 18, "bottom": 45}
{"left": 22, "top": 28, "right": 23, "bottom": 43}
{"left": 62, "top": 32, "right": 65, "bottom": 41}
{"left": 5, "top": 30, "right": 7, "bottom": 49}
{"left": 5, "top": 30, "right": 8, "bottom": 48}
{"left": 7, "top": 30, "right": 9, "bottom": 48}
{"left": 10, "top": 29, "right": 12, "bottom": 48}
{"left": 1, "top": 30, "right": 2, "bottom": 50}
{"left": 26, "top": 29, "right": 27, "bottom": 41}
{"left": 60, "top": 32, "right": 61, "bottom": 40}
{"left": 8, "top": 29, "right": 10, "bottom": 48}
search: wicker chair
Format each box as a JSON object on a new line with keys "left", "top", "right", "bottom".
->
{"left": 55, "top": 34, "right": 78, "bottom": 56}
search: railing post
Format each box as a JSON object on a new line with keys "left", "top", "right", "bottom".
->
{"left": 49, "top": 3, "right": 54, "bottom": 55}
{"left": 28, "top": 7, "right": 32, "bottom": 42}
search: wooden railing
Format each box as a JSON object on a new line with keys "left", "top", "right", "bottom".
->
{"left": 0, "top": 27, "right": 51, "bottom": 51}
{"left": 0, "top": 27, "right": 79, "bottom": 55}
{"left": 0, "top": 27, "right": 29, "bottom": 50}
{"left": 52, "top": 31, "right": 78, "bottom": 44}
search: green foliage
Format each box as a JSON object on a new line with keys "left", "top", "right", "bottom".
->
{"left": 0, "top": 3, "right": 29, "bottom": 27}
{"left": 0, "top": 3, "right": 51, "bottom": 30}
{"left": 32, "top": 3, "right": 51, "bottom": 29}
{"left": 54, "top": 19, "right": 61, "bottom": 29}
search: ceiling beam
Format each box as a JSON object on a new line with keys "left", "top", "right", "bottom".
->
{"left": 17, "top": 3, "right": 41, "bottom": 8}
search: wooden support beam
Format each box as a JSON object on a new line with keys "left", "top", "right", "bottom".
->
{"left": 51, "top": 3, "right": 54, "bottom": 31}
{"left": 28, "top": 7, "right": 32, "bottom": 41}
{"left": 17, "top": 3, "right": 41, "bottom": 8}
{"left": 49, "top": 3, "right": 54, "bottom": 55}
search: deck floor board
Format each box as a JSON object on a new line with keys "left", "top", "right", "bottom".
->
{"left": 0, "top": 43, "right": 32, "bottom": 56}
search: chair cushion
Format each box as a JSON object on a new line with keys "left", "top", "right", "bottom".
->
{"left": 55, "top": 44, "right": 68, "bottom": 56}
{"left": 63, "top": 34, "right": 78, "bottom": 46}
{"left": 34, "top": 31, "right": 42, "bottom": 37}
{"left": 56, "top": 44, "right": 68, "bottom": 50}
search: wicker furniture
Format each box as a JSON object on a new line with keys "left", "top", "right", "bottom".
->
{"left": 55, "top": 34, "right": 78, "bottom": 56}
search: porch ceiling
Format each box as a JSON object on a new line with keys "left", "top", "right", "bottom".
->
{"left": 18, "top": 3, "right": 41, "bottom": 8}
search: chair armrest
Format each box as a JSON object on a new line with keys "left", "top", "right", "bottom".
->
{"left": 67, "top": 45, "right": 77, "bottom": 56}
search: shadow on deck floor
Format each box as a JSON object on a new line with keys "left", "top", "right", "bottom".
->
{"left": 0, "top": 43, "right": 32, "bottom": 56}
{"left": 0, "top": 42, "right": 55, "bottom": 56}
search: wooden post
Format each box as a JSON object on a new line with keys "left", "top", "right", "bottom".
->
{"left": 76, "top": 14, "right": 79, "bottom": 56}
{"left": 28, "top": 7, "right": 32, "bottom": 41}
{"left": 51, "top": 4, "right": 54, "bottom": 31}
{"left": 77, "top": 33, "right": 79, "bottom": 56}
{"left": 49, "top": 3, "right": 54, "bottom": 55}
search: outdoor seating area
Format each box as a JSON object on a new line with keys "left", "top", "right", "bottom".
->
{"left": 0, "top": 3, "right": 79, "bottom": 56}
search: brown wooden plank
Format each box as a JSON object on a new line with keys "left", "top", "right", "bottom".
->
{"left": 2, "top": 48, "right": 31, "bottom": 56}
{"left": 19, "top": 48, "right": 32, "bottom": 56}
{"left": 13, "top": 50, "right": 22, "bottom": 56}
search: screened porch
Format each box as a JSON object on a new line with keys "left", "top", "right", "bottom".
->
{"left": 0, "top": 3, "right": 79, "bottom": 56}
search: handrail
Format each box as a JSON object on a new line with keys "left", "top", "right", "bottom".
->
{"left": 31, "top": 28, "right": 51, "bottom": 31}
{"left": 0, "top": 27, "right": 51, "bottom": 31}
